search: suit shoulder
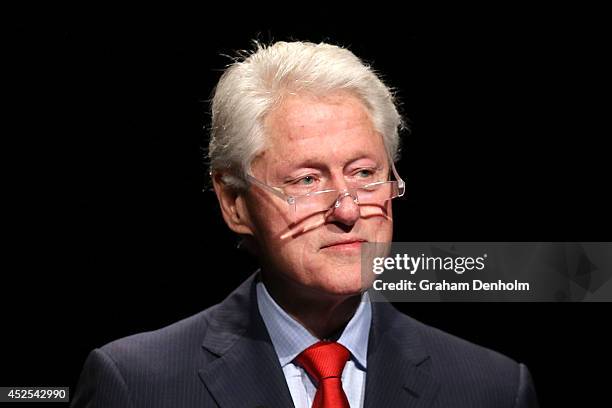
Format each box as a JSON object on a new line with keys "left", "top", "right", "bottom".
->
{"left": 97, "top": 305, "right": 219, "bottom": 374}
{"left": 412, "top": 315, "right": 519, "bottom": 367}
{"left": 391, "top": 309, "right": 523, "bottom": 394}
{"left": 92, "top": 273, "right": 257, "bottom": 378}
{"left": 389, "top": 310, "right": 536, "bottom": 406}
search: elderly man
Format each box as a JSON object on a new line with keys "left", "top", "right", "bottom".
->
{"left": 73, "top": 41, "right": 538, "bottom": 407}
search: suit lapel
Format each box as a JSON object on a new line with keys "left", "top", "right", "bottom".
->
{"left": 197, "top": 273, "right": 295, "bottom": 408}
{"left": 197, "top": 273, "right": 440, "bottom": 408}
{"left": 364, "top": 301, "right": 440, "bottom": 408}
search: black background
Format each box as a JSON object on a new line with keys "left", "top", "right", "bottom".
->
{"left": 3, "top": 6, "right": 610, "bottom": 406}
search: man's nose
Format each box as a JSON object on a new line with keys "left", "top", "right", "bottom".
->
{"left": 326, "top": 175, "right": 361, "bottom": 225}
{"left": 328, "top": 191, "right": 360, "bottom": 225}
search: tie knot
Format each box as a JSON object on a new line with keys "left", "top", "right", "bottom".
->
{"left": 295, "top": 341, "right": 350, "bottom": 381}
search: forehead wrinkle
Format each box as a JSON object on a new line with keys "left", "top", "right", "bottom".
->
{"left": 265, "top": 130, "right": 385, "bottom": 175}
{"left": 260, "top": 93, "right": 385, "bottom": 176}
{"left": 266, "top": 93, "right": 373, "bottom": 142}
{"left": 268, "top": 113, "right": 376, "bottom": 157}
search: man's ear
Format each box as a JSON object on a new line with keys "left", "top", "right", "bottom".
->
{"left": 211, "top": 172, "right": 254, "bottom": 236}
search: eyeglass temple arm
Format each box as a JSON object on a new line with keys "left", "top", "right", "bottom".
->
{"left": 245, "top": 174, "right": 294, "bottom": 203}
{"left": 389, "top": 157, "right": 405, "bottom": 195}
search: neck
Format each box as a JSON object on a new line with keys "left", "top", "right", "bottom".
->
{"left": 260, "top": 270, "right": 362, "bottom": 339}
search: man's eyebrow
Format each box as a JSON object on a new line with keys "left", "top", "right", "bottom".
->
{"left": 282, "top": 158, "right": 325, "bottom": 171}
{"left": 281, "top": 154, "right": 384, "bottom": 172}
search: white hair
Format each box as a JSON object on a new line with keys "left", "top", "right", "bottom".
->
{"left": 208, "top": 41, "right": 404, "bottom": 189}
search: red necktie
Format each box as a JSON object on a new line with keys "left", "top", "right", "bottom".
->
{"left": 295, "top": 341, "right": 351, "bottom": 408}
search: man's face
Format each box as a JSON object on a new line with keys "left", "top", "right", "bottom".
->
{"left": 245, "top": 92, "right": 394, "bottom": 297}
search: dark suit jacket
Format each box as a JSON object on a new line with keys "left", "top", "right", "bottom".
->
{"left": 72, "top": 272, "right": 539, "bottom": 407}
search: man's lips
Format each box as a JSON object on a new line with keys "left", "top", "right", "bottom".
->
{"left": 321, "top": 239, "right": 367, "bottom": 250}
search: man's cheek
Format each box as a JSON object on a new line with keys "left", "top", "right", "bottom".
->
{"left": 374, "top": 219, "right": 393, "bottom": 241}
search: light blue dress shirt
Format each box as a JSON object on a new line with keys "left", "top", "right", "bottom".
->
{"left": 256, "top": 281, "right": 372, "bottom": 408}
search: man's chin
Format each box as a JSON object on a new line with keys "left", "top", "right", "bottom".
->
{"left": 313, "top": 267, "right": 366, "bottom": 297}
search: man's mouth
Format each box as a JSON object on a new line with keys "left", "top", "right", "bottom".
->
{"left": 321, "top": 239, "right": 367, "bottom": 251}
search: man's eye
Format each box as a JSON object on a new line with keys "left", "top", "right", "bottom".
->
{"left": 357, "top": 169, "right": 375, "bottom": 178}
{"left": 296, "top": 175, "right": 316, "bottom": 185}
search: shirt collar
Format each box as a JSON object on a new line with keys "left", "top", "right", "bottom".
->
{"left": 256, "top": 280, "right": 371, "bottom": 369}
